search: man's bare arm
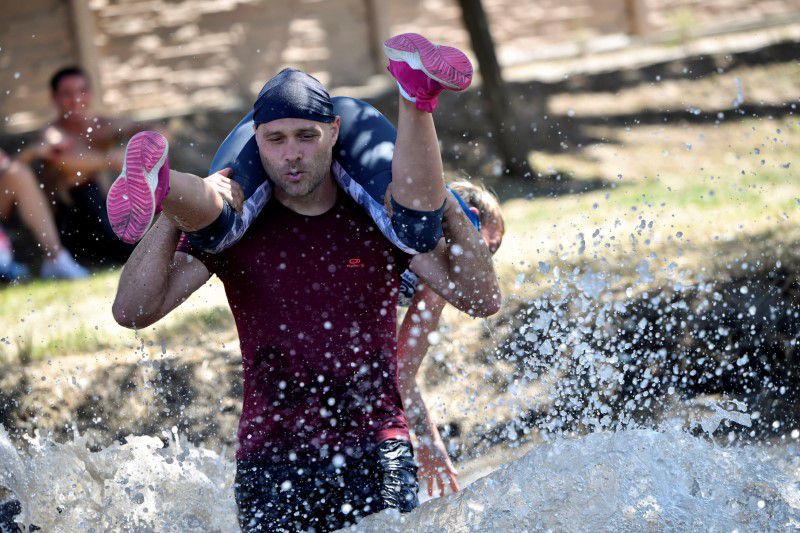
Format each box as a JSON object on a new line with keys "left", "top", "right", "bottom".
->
{"left": 409, "top": 195, "right": 501, "bottom": 317}
{"left": 112, "top": 214, "right": 210, "bottom": 329}
{"left": 49, "top": 150, "right": 123, "bottom": 179}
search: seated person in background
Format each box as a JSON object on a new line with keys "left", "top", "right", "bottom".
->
{"left": 37, "top": 66, "right": 147, "bottom": 265}
{"left": 0, "top": 148, "right": 88, "bottom": 280}
{"left": 0, "top": 225, "right": 28, "bottom": 282}
{"left": 397, "top": 180, "right": 505, "bottom": 497}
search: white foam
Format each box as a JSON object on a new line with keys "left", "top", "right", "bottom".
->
{"left": 1, "top": 426, "right": 237, "bottom": 532}
{"left": 3, "top": 426, "right": 797, "bottom": 531}
{"left": 344, "top": 429, "right": 800, "bottom": 532}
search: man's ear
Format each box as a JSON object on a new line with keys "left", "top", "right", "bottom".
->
{"left": 330, "top": 116, "right": 341, "bottom": 145}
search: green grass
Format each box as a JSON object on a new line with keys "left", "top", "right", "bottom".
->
{"left": 3, "top": 108, "right": 800, "bottom": 363}
{"left": 493, "top": 115, "right": 800, "bottom": 302}
{"left": 0, "top": 269, "right": 231, "bottom": 363}
{"left": 0, "top": 270, "right": 118, "bottom": 319}
{"left": 149, "top": 305, "right": 234, "bottom": 343}
{"left": 26, "top": 324, "right": 116, "bottom": 360}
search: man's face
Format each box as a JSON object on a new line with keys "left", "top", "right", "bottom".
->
{"left": 254, "top": 117, "right": 340, "bottom": 198}
{"left": 52, "top": 75, "right": 92, "bottom": 118}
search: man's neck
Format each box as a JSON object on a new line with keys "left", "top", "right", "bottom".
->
{"left": 274, "top": 172, "right": 338, "bottom": 216}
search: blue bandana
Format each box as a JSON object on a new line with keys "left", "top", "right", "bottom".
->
{"left": 253, "top": 68, "right": 336, "bottom": 126}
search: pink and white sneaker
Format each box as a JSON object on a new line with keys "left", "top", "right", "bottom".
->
{"left": 383, "top": 33, "right": 473, "bottom": 112}
{"left": 106, "top": 131, "right": 170, "bottom": 244}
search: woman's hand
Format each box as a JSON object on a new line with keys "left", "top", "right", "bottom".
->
{"left": 205, "top": 168, "right": 243, "bottom": 213}
{"left": 416, "top": 432, "right": 459, "bottom": 497}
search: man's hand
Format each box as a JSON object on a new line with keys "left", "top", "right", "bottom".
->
{"left": 417, "top": 433, "right": 460, "bottom": 497}
{"left": 41, "top": 127, "right": 73, "bottom": 158}
{"left": 205, "top": 168, "right": 243, "bottom": 213}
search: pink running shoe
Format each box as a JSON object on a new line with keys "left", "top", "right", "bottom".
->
{"left": 384, "top": 33, "right": 473, "bottom": 112}
{"left": 106, "top": 131, "right": 170, "bottom": 244}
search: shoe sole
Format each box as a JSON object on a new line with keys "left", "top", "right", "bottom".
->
{"left": 383, "top": 33, "right": 473, "bottom": 91}
{"left": 107, "top": 132, "right": 168, "bottom": 244}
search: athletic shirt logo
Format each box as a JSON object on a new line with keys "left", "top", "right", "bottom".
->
{"left": 347, "top": 258, "right": 365, "bottom": 268}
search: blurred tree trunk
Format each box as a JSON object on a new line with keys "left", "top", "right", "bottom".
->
{"left": 624, "top": 0, "right": 648, "bottom": 36}
{"left": 68, "top": 0, "right": 104, "bottom": 110}
{"left": 364, "top": 0, "right": 390, "bottom": 75}
{"left": 457, "top": 0, "right": 532, "bottom": 177}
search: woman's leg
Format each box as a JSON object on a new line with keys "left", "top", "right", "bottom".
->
{"left": 382, "top": 33, "right": 473, "bottom": 252}
{"left": 391, "top": 97, "right": 446, "bottom": 211}
{"left": 385, "top": 33, "right": 472, "bottom": 213}
{"left": 0, "top": 160, "right": 63, "bottom": 256}
{"left": 160, "top": 170, "right": 226, "bottom": 232}
{"left": 107, "top": 132, "right": 228, "bottom": 243}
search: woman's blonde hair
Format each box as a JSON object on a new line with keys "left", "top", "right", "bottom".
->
{"left": 448, "top": 179, "right": 503, "bottom": 231}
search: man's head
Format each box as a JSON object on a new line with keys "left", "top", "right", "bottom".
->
{"left": 449, "top": 180, "right": 505, "bottom": 254}
{"left": 50, "top": 66, "right": 91, "bottom": 118}
{"left": 252, "top": 69, "right": 339, "bottom": 198}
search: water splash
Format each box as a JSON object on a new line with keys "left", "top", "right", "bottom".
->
{"left": 693, "top": 398, "right": 752, "bottom": 436}
{"left": 732, "top": 76, "right": 745, "bottom": 108}
{"left": 3, "top": 426, "right": 798, "bottom": 531}
{"left": 0, "top": 426, "right": 237, "bottom": 532}
{"left": 345, "top": 429, "right": 800, "bottom": 532}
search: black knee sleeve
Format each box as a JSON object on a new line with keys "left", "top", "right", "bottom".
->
{"left": 390, "top": 198, "right": 445, "bottom": 253}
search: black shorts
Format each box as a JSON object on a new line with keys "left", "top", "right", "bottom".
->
{"left": 234, "top": 439, "right": 418, "bottom": 532}
{"left": 56, "top": 181, "right": 133, "bottom": 265}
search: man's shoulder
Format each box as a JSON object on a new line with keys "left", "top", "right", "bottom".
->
{"left": 334, "top": 191, "right": 414, "bottom": 266}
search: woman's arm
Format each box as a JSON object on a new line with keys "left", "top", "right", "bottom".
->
{"left": 398, "top": 285, "right": 460, "bottom": 496}
{"left": 409, "top": 193, "right": 501, "bottom": 317}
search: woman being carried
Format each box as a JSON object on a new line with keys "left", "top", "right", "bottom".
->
{"left": 397, "top": 181, "right": 505, "bottom": 496}
{"left": 107, "top": 33, "right": 476, "bottom": 261}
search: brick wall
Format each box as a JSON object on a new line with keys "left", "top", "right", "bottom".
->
{"left": 1, "top": 0, "right": 799, "bottom": 133}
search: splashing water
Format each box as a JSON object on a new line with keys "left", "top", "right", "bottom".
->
{"left": 2, "top": 262, "right": 799, "bottom": 531}
{"left": 346, "top": 429, "right": 800, "bottom": 532}
{"left": 2, "top": 424, "right": 798, "bottom": 531}
{"left": 0, "top": 425, "right": 237, "bottom": 531}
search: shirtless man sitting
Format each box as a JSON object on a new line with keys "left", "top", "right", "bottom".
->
{"left": 39, "top": 66, "right": 146, "bottom": 264}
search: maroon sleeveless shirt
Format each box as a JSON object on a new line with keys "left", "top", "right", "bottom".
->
{"left": 178, "top": 190, "right": 411, "bottom": 462}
